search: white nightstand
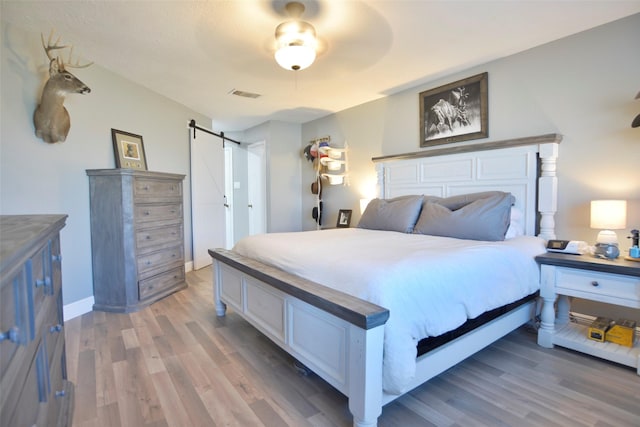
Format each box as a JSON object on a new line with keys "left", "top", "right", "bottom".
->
{"left": 536, "top": 252, "right": 640, "bottom": 374}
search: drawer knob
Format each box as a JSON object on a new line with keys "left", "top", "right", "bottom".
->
{"left": 144, "top": 211, "right": 151, "bottom": 216}
{"left": 146, "top": 235, "right": 152, "bottom": 240}
{"left": 35, "top": 277, "right": 51, "bottom": 288}
{"left": 0, "top": 327, "right": 20, "bottom": 343}
{"left": 591, "top": 281, "right": 600, "bottom": 287}
{"left": 50, "top": 324, "right": 63, "bottom": 333}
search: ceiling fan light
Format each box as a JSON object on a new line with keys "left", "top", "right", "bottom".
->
{"left": 273, "top": 3, "right": 317, "bottom": 71}
{"left": 275, "top": 44, "right": 316, "bottom": 71}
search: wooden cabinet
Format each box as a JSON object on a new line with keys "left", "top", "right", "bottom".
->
{"left": 0, "top": 214, "right": 73, "bottom": 427}
{"left": 536, "top": 252, "right": 640, "bottom": 373}
{"left": 87, "top": 169, "right": 187, "bottom": 313}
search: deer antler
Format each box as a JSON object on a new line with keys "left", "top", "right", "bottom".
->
{"left": 41, "top": 30, "right": 67, "bottom": 62}
{"left": 41, "top": 30, "right": 93, "bottom": 69}
{"left": 65, "top": 45, "right": 93, "bottom": 69}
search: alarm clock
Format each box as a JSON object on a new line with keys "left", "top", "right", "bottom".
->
{"left": 546, "top": 240, "right": 588, "bottom": 255}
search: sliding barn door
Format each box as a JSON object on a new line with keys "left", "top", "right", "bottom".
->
{"left": 190, "top": 130, "right": 226, "bottom": 270}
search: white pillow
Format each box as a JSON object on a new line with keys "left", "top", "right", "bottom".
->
{"left": 505, "top": 207, "right": 525, "bottom": 239}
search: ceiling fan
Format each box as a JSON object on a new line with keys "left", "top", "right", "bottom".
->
{"left": 265, "top": 0, "right": 392, "bottom": 76}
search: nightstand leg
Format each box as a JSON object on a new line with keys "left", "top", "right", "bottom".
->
{"left": 556, "top": 295, "right": 570, "bottom": 325}
{"left": 538, "top": 294, "right": 557, "bottom": 348}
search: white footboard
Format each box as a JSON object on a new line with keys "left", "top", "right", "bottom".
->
{"left": 209, "top": 249, "right": 389, "bottom": 427}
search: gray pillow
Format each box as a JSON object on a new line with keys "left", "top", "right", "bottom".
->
{"left": 423, "top": 191, "right": 508, "bottom": 211}
{"left": 357, "top": 195, "right": 423, "bottom": 233}
{"left": 413, "top": 192, "right": 514, "bottom": 241}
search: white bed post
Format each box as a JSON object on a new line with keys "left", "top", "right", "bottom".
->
{"left": 212, "top": 260, "right": 227, "bottom": 316}
{"left": 537, "top": 142, "right": 559, "bottom": 241}
{"left": 348, "top": 324, "right": 384, "bottom": 427}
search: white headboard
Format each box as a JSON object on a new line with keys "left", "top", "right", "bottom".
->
{"left": 372, "top": 134, "right": 561, "bottom": 240}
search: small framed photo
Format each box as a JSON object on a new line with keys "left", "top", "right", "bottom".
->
{"left": 111, "top": 129, "right": 148, "bottom": 170}
{"left": 419, "top": 72, "right": 488, "bottom": 147}
{"left": 336, "top": 209, "right": 352, "bottom": 228}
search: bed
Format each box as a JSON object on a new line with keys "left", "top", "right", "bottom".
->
{"left": 209, "top": 134, "right": 561, "bottom": 427}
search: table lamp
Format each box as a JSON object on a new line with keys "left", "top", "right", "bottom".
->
{"left": 590, "top": 200, "right": 627, "bottom": 259}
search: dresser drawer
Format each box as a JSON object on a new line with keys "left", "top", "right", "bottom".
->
{"left": 555, "top": 267, "right": 640, "bottom": 307}
{"left": 50, "top": 235, "right": 62, "bottom": 296}
{"left": 134, "top": 178, "right": 182, "bottom": 200}
{"left": 137, "top": 245, "right": 184, "bottom": 276}
{"left": 44, "top": 293, "right": 64, "bottom": 369}
{"left": 136, "top": 224, "right": 183, "bottom": 251}
{"left": 138, "top": 267, "right": 185, "bottom": 301}
{"left": 1, "top": 268, "right": 30, "bottom": 376}
{"left": 135, "top": 203, "right": 182, "bottom": 224}
{"left": 4, "top": 342, "right": 42, "bottom": 427}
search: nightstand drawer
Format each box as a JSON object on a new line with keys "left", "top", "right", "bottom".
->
{"left": 555, "top": 267, "right": 640, "bottom": 307}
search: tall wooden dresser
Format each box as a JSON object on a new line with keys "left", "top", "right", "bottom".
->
{"left": 86, "top": 169, "right": 187, "bottom": 313}
{"left": 0, "top": 214, "right": 74, "bottom": 427}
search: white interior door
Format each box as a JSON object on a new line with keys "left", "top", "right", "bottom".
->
{"left": 190, "top": 131, "right": 226, "bottom": 270}
{"left": 247, "top": 141, "right": 267, "bottom": 235}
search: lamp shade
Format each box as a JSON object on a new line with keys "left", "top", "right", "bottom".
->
{"left": 590, "top": 200, "right": 627, "bottom": 230}
{"left": 275, "top": 44, "right": 316, "bottom": 71}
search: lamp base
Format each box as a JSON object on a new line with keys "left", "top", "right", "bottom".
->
{"left": 594, "top": 243, "right": 620, "bottom": 259}
{"left": 596, "top": 229, "right": 619, "bottom": 245}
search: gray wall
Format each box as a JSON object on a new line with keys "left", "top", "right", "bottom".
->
{"left": 1, "top": 24, "right": 211, "bottom": 305}
{"left": 241, "top": 120, "right": 303, "bottom": 236}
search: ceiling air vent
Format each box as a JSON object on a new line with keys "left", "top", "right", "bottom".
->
{"left": 229, "top": 89, "right": 261, "bottom": 99}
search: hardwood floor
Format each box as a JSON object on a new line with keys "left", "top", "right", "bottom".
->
{"left": 65, "top": 267, "right": 640, "bottom": 427}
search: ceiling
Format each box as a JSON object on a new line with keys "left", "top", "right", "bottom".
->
{"left": 4, "top": 1, "right": 640, "bottom": 132}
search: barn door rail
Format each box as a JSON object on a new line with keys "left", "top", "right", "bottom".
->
{"left": 188, "top": 119, "right": 242, "bottom": 145}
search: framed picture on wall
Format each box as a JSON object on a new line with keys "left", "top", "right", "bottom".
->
{"left": 336, "top": 209, "right": 352, "bottom": 228}
{"left": 419, "top": 72, "right": 488, "bottom": 147}
{"left": 111, "top": 129, "right": 148, "bottom": 170}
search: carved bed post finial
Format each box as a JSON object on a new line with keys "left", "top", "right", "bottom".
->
{"left": 538, "top": 142, "right": 560, "bottom": 240}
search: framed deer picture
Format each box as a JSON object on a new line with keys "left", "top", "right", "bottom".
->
{"left": 419, "top": 72, "right": 488, "bottom": 147}
{"left": 111, "top": 129, "right": 148, "bottom": 170}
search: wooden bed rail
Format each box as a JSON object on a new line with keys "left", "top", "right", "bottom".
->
{"left": 208, "top": 248, "right": 390, "bottom": 329}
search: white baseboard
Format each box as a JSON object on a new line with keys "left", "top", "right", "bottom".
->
{"left": 63, "top": 261, "right": 193, "bottom": 322}
{"left": 63, "top": 295, "right": 94, "bottom": 321}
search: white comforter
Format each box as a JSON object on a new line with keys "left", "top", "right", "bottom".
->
{"left": 233, "top": 228, "right": 545, "bottom": 394}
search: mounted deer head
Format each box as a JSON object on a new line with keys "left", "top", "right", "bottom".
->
{"left": 33, "top": 31, "right": 93, "bottom": 143}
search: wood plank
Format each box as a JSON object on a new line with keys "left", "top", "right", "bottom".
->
{"left": 371, "top": 133, "right": 562, "bottom": 162}
{"left": 73, "top": 349, "right": 97, "bottom": 423}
